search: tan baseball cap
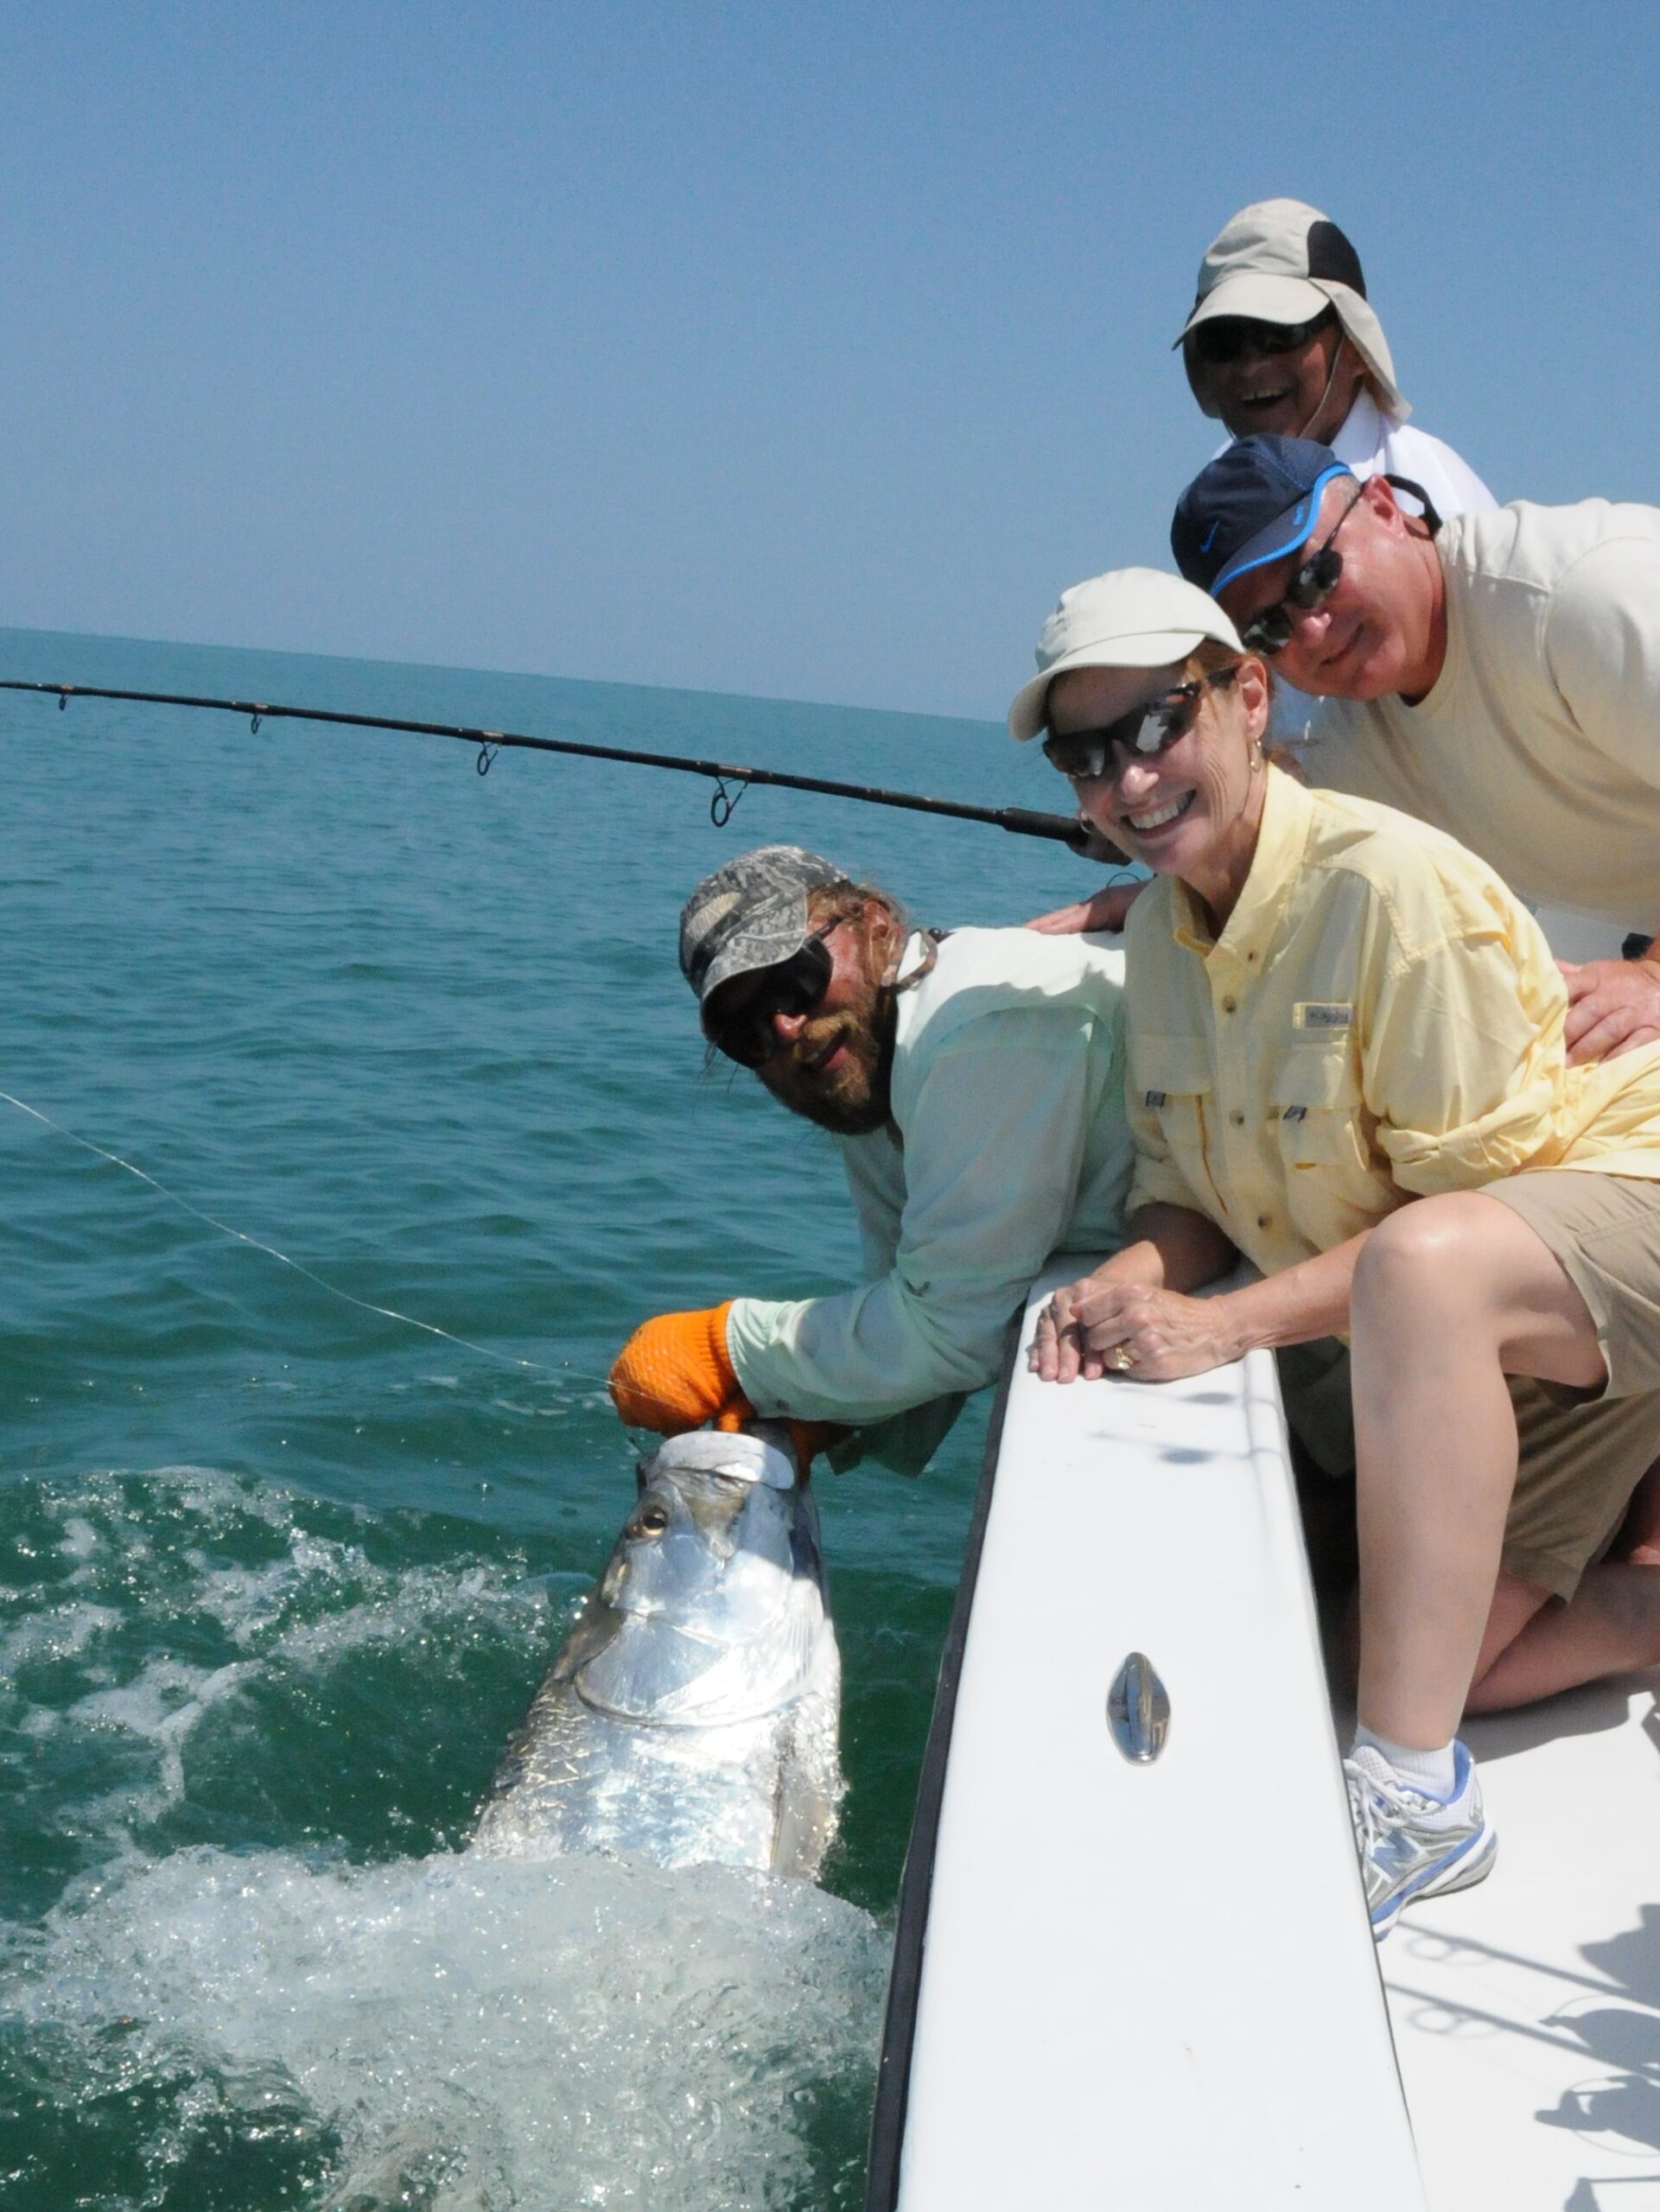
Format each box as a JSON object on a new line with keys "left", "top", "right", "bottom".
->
{"left": 1177, "top": 198, "right": 1409, "bottom": 423}
{"left": 1007, "top": 569, "right": 1243, "bottom": 743}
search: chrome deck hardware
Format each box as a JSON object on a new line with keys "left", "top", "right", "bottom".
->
{"left": 1108, "top": 1651, "right": 1169, "bottom": 1764}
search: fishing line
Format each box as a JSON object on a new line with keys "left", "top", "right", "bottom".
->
{"left": 0, "top": 680, "right": 1091, "bottom": 848}
{"left": 0, "top": 1085, "right": 602, "bottom": 1388}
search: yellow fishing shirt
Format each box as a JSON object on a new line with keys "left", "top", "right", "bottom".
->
{"left": 1123, "top": 768, "right": 1660, "bottom": 1279}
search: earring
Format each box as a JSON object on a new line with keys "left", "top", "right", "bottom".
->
{"left": 1249, "top": 738, "right": 1264, "bottom": 772}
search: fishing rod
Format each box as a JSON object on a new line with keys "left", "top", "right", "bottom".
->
{"left": 0, "top": 679, "right": 1091, "bottom": 849}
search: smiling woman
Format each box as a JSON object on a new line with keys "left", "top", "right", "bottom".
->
{"left": 1008, "top": 563, "right": 1660, "bottom": 1939}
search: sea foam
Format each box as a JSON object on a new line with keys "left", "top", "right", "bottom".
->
{"left": 3, "top": 1840, "right": 887, "bottom": 2208}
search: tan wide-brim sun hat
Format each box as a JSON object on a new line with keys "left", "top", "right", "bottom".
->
{"left": 1176, "top": 197, "right": 1409, "bottom": 424}
{"left": 1007, "top": 569, "right": 1243, "bottom": 743}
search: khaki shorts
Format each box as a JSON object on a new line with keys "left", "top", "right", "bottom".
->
{"left": 1482, "top": 1171, "right": 1660, "bottom": 1402}
{"left": 1502, "top": 1375, "right": 1660, "bottom": 1600}
{"left": 1280, "top": 1337, "right": 1660, "bottom": 1605}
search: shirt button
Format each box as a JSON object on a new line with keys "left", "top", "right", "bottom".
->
{"left": 1222, "top": 996, "right": 1237, "bottom": 1014}
{"left": 1247, "top": 950, "right": 1258, "bottom": 963}
{"left": 1256, "top": 1212, "right": 1272, "bottom": 1230}
{"left": 1230, "top": 1109, "right": 1245, "bottom": 1127}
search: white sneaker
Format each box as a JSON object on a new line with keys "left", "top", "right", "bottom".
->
{"left": 1345, "top": 1740, "right": 1496, "bottom": 1941}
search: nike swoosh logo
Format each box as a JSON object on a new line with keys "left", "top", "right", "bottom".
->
{"left": 1200, "top": 521, "right": 1220, "bottom": 552}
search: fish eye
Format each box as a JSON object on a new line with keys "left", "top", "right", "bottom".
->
{"left": 632, "top": 1502, "right": 671, "bottom": 1537}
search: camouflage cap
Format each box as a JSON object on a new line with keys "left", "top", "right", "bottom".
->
{"left": 678, "top": 844, "right": 846, "bottom": 1006}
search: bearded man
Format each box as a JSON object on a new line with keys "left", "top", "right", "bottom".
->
{"left": 608, "top": 844, "right": 1133, "bottom": 1471}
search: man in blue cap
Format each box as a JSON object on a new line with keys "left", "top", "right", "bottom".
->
{"left": 1170, "top": 434, "right": 1660, "bottom": 1066}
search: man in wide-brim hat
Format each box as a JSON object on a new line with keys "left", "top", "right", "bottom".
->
{"left": 1177, "top": 197, "right": 1494, "bottom": 526}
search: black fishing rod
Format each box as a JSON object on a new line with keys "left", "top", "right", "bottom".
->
{"left": 0, "top": 679, "right": 1091, "bottom": 849}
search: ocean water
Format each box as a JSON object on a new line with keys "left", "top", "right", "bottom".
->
{"left": 0, "top": 628, "right": 1088, "bottom": 2209}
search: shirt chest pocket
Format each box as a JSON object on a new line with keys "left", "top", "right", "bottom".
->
{"left": 1135, "top": 1034, "right": 1218, "bottom": 1183}
{"left": 1271, "top": 1045, "right": 1375, "bottom": 1181}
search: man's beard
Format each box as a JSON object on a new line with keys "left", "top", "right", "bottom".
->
{"left": 764, "top": 1001, "right": 895, "bottom": 1135}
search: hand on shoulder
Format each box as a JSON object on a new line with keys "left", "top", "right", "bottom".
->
{"left": 1560, "top": 958, "right": 1660, "bottom": 1065}
{"left": 1025, "top": 880, "right": 1147, "bottom": 935}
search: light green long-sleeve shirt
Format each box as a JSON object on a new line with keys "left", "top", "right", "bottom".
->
{"left": 725, "top": 927, "right": 1135, "bottom": 1471}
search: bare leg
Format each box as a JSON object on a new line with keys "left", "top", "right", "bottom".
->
{"left": 1469, "top": 1560, "right": 1660, "bottom": 1711}
{"left": 1617, "top": 1455, "right": 1660, "bottom": 1566}
{"left": 1351, "top": 1193, "right": 1606, "bottom": 1749}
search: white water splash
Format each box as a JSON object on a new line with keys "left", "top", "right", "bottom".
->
{"left": 69, "top": 1656, "right": 258, "bottom": 1815}
{"left": 3, "top": 1841, "right": 887, "bottom": 2208}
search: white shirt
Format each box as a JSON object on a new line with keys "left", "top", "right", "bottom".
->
{"left": 1326, "top": 389, "right": 1497, "bottom": 522}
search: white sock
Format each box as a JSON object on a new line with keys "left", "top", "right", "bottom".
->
{"left": 1352, "top": 1724, "right": 1458, "bottom": 1802}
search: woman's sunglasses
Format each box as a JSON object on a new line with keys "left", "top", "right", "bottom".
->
{"left": 703, "top": 920, "right": 838, "bottom": 1067}
{"left": 1041, "top": 669, "right": 1237, "bottom": 783}
{"left": 1187, "top": 309, "right": 1337, "bottom": 367}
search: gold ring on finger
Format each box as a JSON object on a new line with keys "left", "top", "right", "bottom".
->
{"left": 1110, "top": 1344, "right": 1138, "bottom": 1372}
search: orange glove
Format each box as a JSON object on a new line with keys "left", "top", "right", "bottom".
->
{"left": 608, "top": 1303, "right": 755, "bottom": 1434}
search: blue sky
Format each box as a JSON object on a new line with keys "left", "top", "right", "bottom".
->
{"left": 3, "top": 2, "right": 1657, "bottom": 718}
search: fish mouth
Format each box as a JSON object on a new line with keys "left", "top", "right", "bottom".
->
{"left": 649, "top": 1428, "right": 798, "bottom": 1492}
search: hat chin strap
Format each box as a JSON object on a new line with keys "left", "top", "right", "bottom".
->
{"left": 1295, "top": 332, "right": 1353, "bottom": 442}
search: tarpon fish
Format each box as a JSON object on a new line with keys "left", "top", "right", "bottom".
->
{"left": 472, "top": 1426, "right": 843, "bottom": 1878}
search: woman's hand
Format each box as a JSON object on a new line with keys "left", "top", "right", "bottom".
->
{"left": 1032, "top": 1278, "right": 1246, "bottom": 1384}
{"left": 1030, "top": 1249, "right": 1162, "bottom": 1382}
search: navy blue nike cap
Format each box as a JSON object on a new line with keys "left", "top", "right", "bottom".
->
{"left": 1171, "top": 435, "right": 1354, "bottom": 596}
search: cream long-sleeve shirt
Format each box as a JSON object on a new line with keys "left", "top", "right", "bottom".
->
{"left": 1305, "top": 498, "right": 1660, "bottom": 932}
{"left": 726, "top": 926, "right": 1135, "bottom": 1468}
{"left": 1125, "top": 770, "right": 1660, "bottom": 1281}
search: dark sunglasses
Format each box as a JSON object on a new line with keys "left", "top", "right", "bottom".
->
{"left": 1187, "top": 309, "right": 1337, "bottom": 367}
{"left": 703, "top": 918, "right": 838, "bottom": 1068}
{"left": 1042, "top": 669, "right": 1237, "bottom": 783}
{"left": 1236, "top": 481, "right": 1367, "bottom": 656}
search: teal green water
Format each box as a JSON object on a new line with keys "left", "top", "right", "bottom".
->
{"left": 0, "top": 630, "right": 1084, "bottom": 2209}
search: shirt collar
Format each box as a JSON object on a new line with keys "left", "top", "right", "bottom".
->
{"left": 1328, "top": 387, "right": 1384, "bottom": 466}
{"left": 1169, "top": 766, "right": 1313, "bottom": 960}
{"left": 890, "top": 929, "right": 935, "bottom": 1050}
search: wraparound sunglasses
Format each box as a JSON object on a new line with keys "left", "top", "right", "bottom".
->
{"left": 1187, "top": 309, "right": 1338, "bottom": 366}
{"left": 1233, "top": 475, "right": 1441, "bottom": 655}
{"left": 703, "top": 918, "right": 839, "bottom": 1067}
{"left": 1042, "top": 668, "right": 1237, "bottom": 782}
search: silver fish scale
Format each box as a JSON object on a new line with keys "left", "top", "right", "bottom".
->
{"left": 471, "top": 1429, "right": 843, "bottom": 1879}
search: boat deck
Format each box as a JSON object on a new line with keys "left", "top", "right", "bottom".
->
{"left": 1390, "top": 1682, "right": 1660, "bottom": 2209}
{"left": 868, "top": 1262, "right": 1660, "bottom": 2210}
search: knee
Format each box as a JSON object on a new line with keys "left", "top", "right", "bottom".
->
{"left": 1353, "top": 1198, "right": 1491, "bottom": 1324}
